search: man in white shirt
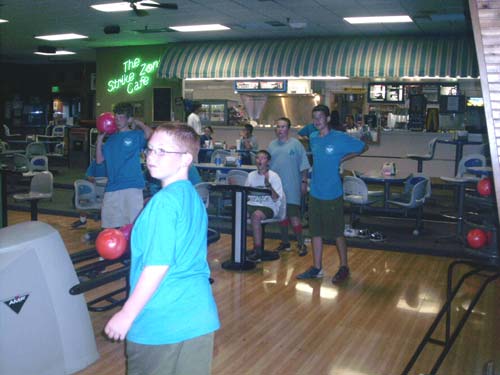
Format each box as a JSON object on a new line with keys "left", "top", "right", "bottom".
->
{"left": 245, "top": 150, "right": 284, "bottom": 262}
{"left": 187, "top": 102, "right": 203, "bottom": 135}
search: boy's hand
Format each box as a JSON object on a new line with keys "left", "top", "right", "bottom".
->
{"left": 104, "top": 310, "right": 134, "bottom": 341}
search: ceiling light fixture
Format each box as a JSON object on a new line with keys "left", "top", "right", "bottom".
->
{"left": 344, "top": 15, "right": 412, "bottom": 24}
{"left": 91, "top": 1, "right": 159, "bottom": 12}
{"left": 34, "top": 50, "right": 76, "bottom": 56}
{"left": 169, "top": 24, "right": 230, "bottom": 32}
{"left": 35, "top": 33, "right": 88, "bottom": 41}
{"left": 0, "top": 19, "right": 8, "bottom": 23}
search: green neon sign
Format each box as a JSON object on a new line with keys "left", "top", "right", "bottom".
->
{"left": 107, "top": 57, "right": 159, "bottom": 94}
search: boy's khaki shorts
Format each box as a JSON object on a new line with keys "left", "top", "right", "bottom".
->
{"left": 101, "top": 188, "right": 143, "bottom": 228}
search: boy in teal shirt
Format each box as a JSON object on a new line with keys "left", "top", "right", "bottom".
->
{"left": 105, "top": 124, "right": 219, "bottom": 374}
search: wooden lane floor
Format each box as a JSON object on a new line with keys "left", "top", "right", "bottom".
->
{"left": 7, "top": 211, "right": 500, "bottom": 375}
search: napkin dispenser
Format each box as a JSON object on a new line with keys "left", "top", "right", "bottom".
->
{"left": 381, "top": 162, "right": 397, "bottom": 176}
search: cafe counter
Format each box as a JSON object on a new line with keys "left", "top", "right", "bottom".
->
{"left": 205, "top": 126, "right": 487, "bottom": 178}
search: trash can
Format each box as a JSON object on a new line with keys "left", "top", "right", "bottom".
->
{"left": 0, "top": 221, "right": 99, "bottom": 375}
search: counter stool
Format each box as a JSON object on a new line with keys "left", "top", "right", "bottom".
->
{"left": 13, "top": 171, "right": 53, "bottom": 220}
{"left": 406, "top": 137, "right": 438, "bottom": 173}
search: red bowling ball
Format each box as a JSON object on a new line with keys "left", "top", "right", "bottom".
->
{"left": 477, "top": 178, "right": 492, "bottom": 197}
{"left": 466, "top": 228, "right": 487, "bottom": 249}
{"left": 96, "top": 112, "right": 118, "bottom": 135}
{"left": 96, "top": 229, "right": 127, "bottom": 260}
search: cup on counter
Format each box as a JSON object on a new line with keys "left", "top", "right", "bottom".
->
{"left": 235, "top": 139, "right": 241, "bottom": 150}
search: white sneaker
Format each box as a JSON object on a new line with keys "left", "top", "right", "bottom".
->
{"left": 344, "top": 228, "right": 359, "bottom": 237}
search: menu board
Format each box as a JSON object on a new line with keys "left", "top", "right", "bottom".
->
{"left": 368, "top": 84, "right": 386, "bottom": 102}
{"left": 235, "top": 80, "right": 287, "bottom": 92}
{"left": 440, "top": 84, "right": 458, "bottom": 96}
{"left": 386, "top": 84, "right": 404, "bottom": 103}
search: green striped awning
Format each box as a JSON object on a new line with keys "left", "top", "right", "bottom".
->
{"left": 158, "top": 36, "right": 478, "bottom": 79}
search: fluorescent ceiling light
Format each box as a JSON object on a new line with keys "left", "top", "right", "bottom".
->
{"left": 169, "top": 24, "right": 230, "bottom": 32}
{"left": 34, "top": 50, "right": 76, "bottom": 56}
{"left": 344, "top": 15, "right": 412, "bottom": 24}
{"left": 0, "top": 19, "right": 8, "bottom": 23}
{"left": 35, "top": 33, "right": 88, "bottom": 41}
{"left": 91, "top": 1, "right": 159, "bottom": 12}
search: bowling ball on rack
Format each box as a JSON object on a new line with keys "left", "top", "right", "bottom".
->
{"left": 477, "top": 177, "right": 492, "bottom": 197}
{"left": 96, "top": 112, "right": 118, "bottom": 135}
{"left": 466, "top": 228, "right": 487, "bottom": 249}
{"left": 96, "top": 229, "right": 127, "bottom": 260}
{"left": 119, "top": 223, "right": 133, "bottom": 242}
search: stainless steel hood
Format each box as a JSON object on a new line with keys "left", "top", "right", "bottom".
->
{"left": 255, "top": 94, "right": 319, "bottom": 126}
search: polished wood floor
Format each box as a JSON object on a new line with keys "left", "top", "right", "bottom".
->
{"left": 7, "top": 211, "right": 500, "bottom": 375}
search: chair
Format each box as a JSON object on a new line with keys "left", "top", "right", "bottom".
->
{"left": 30, "top": 155, "right": 49, "bottom": 172}
{"left": 195, "top": 182, "right": 211, "bottom": 209}
{"left": 74, "top": 179, "right": 103, "bottom": 212}
{"left": 456, "top": 153, "right": 486, "bottom": 180}
{"left": 13, "top": 153, "right": 31, "bottom": 172}
{"left": 248, "top": 192, "right": 287, "bottom": 261}
{"left": 13, "top": 171, "right": 53, "bottom": 220}
{"left": 406, "top": 137, "right": 438, "bottom": 173}
{"left": 390, "top": 173, "right": 431, "bottom": 201}
{"left": 52, "top": 125, "right": 66, "bottom": 137}
{"left": 227, "top": 169, "right": 249, "bottom": 185}
{"left": 343, "top": 176, "right": 381, "bottom": 226}
{"left": 216, "top": 170, "right": 249, "bottom": 216}
{"left": 350, "top": 170, "right": 383, "bottom": 198}
{"left": 386, "top": 178, "right": 428, "bottom": 235}
{"left": 26, "top": 142, "right": 47, "bottom": 158}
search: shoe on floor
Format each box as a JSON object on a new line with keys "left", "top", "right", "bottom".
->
{"left": 331, "top": 266, "right": 350, "bottom": 284}
{"left": 71, "top": 219, "right": 87, "bottom": 229}
{"left": 296, "top": 266, "right": 324, "bottom": 279}
{"left": 247, "top": 250, "right": 262, "bottom": 263}
{"left": 369, "top": 232, "right": 386, "bottom": 242}
{"left": 357, "top": 229, "right": 370, "bottom": 239}
{"left": 274, "top": 242, "right": 291, "bottom": 252}
{"left": 344, "top": 228, "right": 358, "bottom": 237}
{"left": 298, "top": 244, "right": 308, "bottom": 257}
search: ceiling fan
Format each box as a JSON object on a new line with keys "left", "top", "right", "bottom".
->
{"left": 128, "top": 0, "right": 178, "bottom": 17}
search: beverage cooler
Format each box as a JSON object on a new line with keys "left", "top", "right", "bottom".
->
{"left": 199, "top": 100, "right": 239, "bottom": 126}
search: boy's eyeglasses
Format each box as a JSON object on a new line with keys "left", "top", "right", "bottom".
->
{"left": 144, "top": 147, "right": 186, "bottom": 157}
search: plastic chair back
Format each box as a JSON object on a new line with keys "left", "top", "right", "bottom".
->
{"left": 30, "top": 155, "right": 49, "bottom": 172}
{"left": 195, "top": 182, "right": 211, "bottom": 208}
{"left": 26, "top": 142, "right": 47, "bottom": 158}
{"left": 52, "top": 125, "right": 66, "bottom": 137}
{"left": 343, "top": 176, "right": 370, "bottom": 204}
{"left": 13, "top": 153, "right": 30, "bottom": 172}
{"left": 427, "top": 138, "right": 438, "bottom": 157}
{"left": 227, "top": 170, "right": 249, "bottom": 185}
{"left": 74, "top": 179, "right": 101, "bottom": 211}
{"left": 405, "top": 173, "right": 431, "bottom": 199}
{"left": 388, "top": 179, "right": 427, "bottom": 208}
{"left": 456, "top": 154, "right": 486, "bottom": 178}
{"left": 31, "top": 171, "right": 53, "bottom": 196}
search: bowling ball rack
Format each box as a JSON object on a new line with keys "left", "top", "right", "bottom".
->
{"left": 69, "top": 247, "right": 130, "bottom": 312}
{"left": 69, "top": 228, "right": 221, "bottom": 312}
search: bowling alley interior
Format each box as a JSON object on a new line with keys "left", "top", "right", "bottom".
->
{"left": 1, "top": 1, "right": 500, "bottom": 375}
